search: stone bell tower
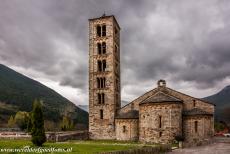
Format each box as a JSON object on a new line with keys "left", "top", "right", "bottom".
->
{"left": 88, "top": 15, "right": 121, "bottom": 139}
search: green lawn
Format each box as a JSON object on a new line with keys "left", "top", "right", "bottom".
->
{"left": 0, "top": 139, "right": 148, "bottom": 154}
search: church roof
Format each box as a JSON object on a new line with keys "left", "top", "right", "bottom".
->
{"left": 140, "top": 92, "right": 183, "bottom": 105}
{"left": 183, "top": 108, "right": 213, "bottom": 116}
{"left": 115, "top": 110, "right": 139, "bottom": 119}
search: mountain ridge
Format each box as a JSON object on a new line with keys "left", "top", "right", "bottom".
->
{"left": 0, "top": 64, "right": 88, "bottom": 126}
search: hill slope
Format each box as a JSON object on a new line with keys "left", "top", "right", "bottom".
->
{"left": 203, "top": 86, "right": 230, "bottom": 124}
{"left": 0, "top": 64, "right": 88, "bottom": 126}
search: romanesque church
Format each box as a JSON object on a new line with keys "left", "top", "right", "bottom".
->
{"left": 88, "top": 15, "right": 215, "bottom": 145}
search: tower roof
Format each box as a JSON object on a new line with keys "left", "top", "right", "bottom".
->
{"left": 140, "top": 92, "right": 182, "bottom": 105}
{"left": 88, "top": 15, "right": 120, "bottom": 29}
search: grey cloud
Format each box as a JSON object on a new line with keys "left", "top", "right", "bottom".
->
{"left": 0, "top": 0, "right": 230, "bottom": 103}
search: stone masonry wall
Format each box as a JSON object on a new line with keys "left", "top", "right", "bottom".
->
{"left": 139, "top": 103, "right": 182, "bottom": 143}
{"left": 183, "top": 115, "right": 214, "bottom": 146}
{"left": 115, "top": 119, "right": 139, "bottom": 141}
{"left": 89, "top": 16, "right": 120, "bottom": 139}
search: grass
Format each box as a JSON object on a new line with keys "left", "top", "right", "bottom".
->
{"left": 0, "top": 139, "right": 148, "bottom": 154}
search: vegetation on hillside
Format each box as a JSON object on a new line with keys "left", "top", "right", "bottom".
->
{"left": 0, "top": 64, "right": 88, "bottom": 127}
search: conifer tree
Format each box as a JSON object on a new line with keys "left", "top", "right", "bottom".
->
{"left": 31, "top": 99, "right": 46, "bottom": 146}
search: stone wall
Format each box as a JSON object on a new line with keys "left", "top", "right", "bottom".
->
{"left": 183, "top": 115, "right": 214, "bottom": 146}
{"left": 115, "top": 119, "right": 138, "bottom": 141}
{"left": 139, "top": 103, "right": 182, "bottom": 143}
{"left": 89, "top": 16, "right": 120, "bottom": 140}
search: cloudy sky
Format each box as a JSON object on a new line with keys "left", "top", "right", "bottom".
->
{"left": 0, "top": 0, "right": 230, "bottom": 105}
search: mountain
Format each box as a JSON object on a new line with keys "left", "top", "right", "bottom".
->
{"left": 203, "top": 86, "right": 230, "bottom": 124}
{"left": 0, "top": 64, "right": 88, "bottom": 126}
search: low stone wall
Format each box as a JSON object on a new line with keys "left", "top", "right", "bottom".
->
{"left": 100, "top": 145, "right": 171, "bottom": 154}
{"left": 0, "top": 131, "right": 89, "bottom": 142}
{"left": 46, "top": 131, "right": 89, "bottom": 142}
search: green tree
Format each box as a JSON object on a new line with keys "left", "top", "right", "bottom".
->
{"left": 7, "top": 115, "right": 15, "bottom": 128}
{"left": 31, "top": 99, "right": 46, "bottom": 146}
{"left": 14, "top": 111, "right": 30, "bottom": 130}
{"left": 60, "top": 116, "right": 74, "bottom": 131}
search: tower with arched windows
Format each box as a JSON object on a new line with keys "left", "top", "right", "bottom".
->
{"left": 89, "top": 15, "right": 121, "bottom": 139}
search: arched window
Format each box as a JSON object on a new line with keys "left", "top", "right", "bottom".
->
{"left": 97, "top": 43, "right": 102, "bottom": 54}
{"left": 97, "top": 78, "right": 100, "bottom": 88}
{"left": 97, "top": 25, "right": 101, "bottom": 37}
{"left": 195, "top": 121, "right": 198, "bottom": 133}
{"left": 123, "top": 126, "right": 126, "bottom": 133}
{"left": 98, "top": 93, "right": 101, "bottom": 104}
{"left": 102, "top": 60, "right": 106, "bottom": 71}
{"left": 98, "top": 60, "right": 102, "bottom": 72}
{"left": 102, "top": 42, "right": 106, "bottom": 54}
{"left": 102, "top": 25, "right": 106, "bottom": 36}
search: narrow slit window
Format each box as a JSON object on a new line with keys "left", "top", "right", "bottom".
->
{"left": 195, "top": 121, "right": 198, "bottom": 133}
{"left": 100, "top": 109, "right": 103, "bottom": 119}
{"left": 102, "top": 93, "right": 105, "bottom": 104}
{"left": 159, "top": 116, "right": 162, "bottom": 128}
{"left": 159, "top": 132, "right": 162, "bottom": 137}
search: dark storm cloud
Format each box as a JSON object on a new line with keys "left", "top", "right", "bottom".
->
{"left": 0, "top": 0, "right": 230, "bottom": 103}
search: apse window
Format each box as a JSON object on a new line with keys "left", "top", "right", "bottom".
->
{"left": 123, "top": 126, "right": 126, "bottom": 133}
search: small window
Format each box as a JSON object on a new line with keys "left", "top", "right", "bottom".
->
{"left": 98, "top": 93, "right": 101, "bottom": 104}
{"left": 97, "top": 25, "right": 101, "bottom": 37}
{"left": 123, "top": 126, "right": 126, "bottom": 133}
{"left": 159, "top": 132, "right": 162, "bottom": 137}
{"left": 102, "top": 93, "right": 105, "bottom": 104}
{"left": 102, "top": 42, "right": 106, "bottom": 54}
{"left": 100, "top": 109, "right": 103, "bottom": 119}
{"left": 97, "top": 78, "right": 100, "bottom": 88}
{"left": 97, "top": 43, "right": 102, "bottom": 54}
{"left": 193, "top": 100, "right": 196, "bottom": 108}
{"left": 159, "top": 116, "right": 162, "bottom": 128}
{"left": 102, "top": 25, "right": 106, "bottom": 36}
{"left": 102, "top": 60, "right": 106, "bottom": 71}
{"left": 195, "top": 121, "right": 198, "bottom": 133}
{"left": 98, "top": 60, "right": 102, "bottom": 72}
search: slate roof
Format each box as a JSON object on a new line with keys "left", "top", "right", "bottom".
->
{"left": 115, "top": 110, "right": 139, "bottom": 119}
{"left": 140, "top": 92, "right": 182, "bottom": 105}
{"left": 183, "top": 108, "right": 213, "bottom": 116}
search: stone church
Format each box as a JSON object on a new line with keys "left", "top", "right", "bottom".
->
{"left": 88, "top": 15, "right": 215, "bottom": 145}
